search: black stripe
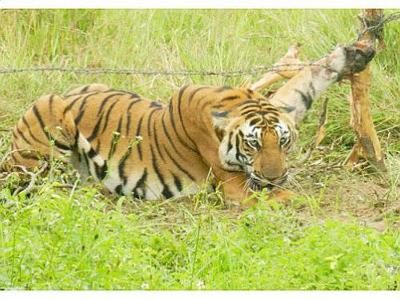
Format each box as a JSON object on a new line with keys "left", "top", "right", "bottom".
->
{"left": 235, "top": 133, "right": 243, "bottom": 162}
{"left": 260, "top": 107, "right": 279, "bottom": 115}
{"left": 176, "top": 86, "right": 198, "bottom": 149}
{"left": 242, "top": 89, "right": 253, "bottom": 98}
{"left": 31, "top": 104, "right": 50, "bottom": 141}
{"left": 150, "top": 146, "right": 174, "bottom": 199}
{"left": 168, "top": 104, "right": 196, "bottom": 153}
{"left": 64, "top": 96, "right": 83, "bottom": 114}
{"left": 295, "top": 89, "right": 313, "bottom": 110}
{"left": 152, "top": 120, "right": 165, "bottom": 162}
{"left": 227, "top": 132, "right": 233, "bottom": 153}
{"left": 135, "top": 115, "right": 144, "bottom": 160}
{"left": 96, "top": 93, "right": 125, "bottom": 116}
{"left": 249, "top": 118, "right": 262, "bottom": 126}
{"left": 74, "top": 109, "right": 86, "bottom": 126}
{"left": 268, "top": 116, "right": 280, "bottom": 124}
{"left": 49, "top": 95, "right": 55, "bottom": 114}
{"left": 88, "top": 148, "right": 97, "bottom": 158}
{"left": 150, "top": 101, "right": 163, "bottom": 108}
{"left": 173, "top": 174, "right": 183, "bottom": 192}
{"left": 73, "top": 130, "right": 80, "bottom": 148}
{"left": 240, "top": 104, "right": 261, "bottom": 112}
{"left": 22, "top": 116, "right": 47, "bottom": 146}
{"left": 129, "top": 92, "right": 140, "bottom": 99}
{"left": 109, "top": 89, "right": 140, "bottom": 98}
{"left": 108, "top": 132, "right": 121, "bottom": 160}
{"left": 87, "top": 112, "right": 105, "bottom": 142}
{"left": 132, "top": 168, "right": 148, "bottom": 199}
{"left": 113, "top": 118, "right": 124, "bottom": 155}
{"left": 160, "top": 111, "right": 189, "bottom": 161}
{"left": 118, "top": 152, "right": 130, "bottom": 185}
{"left": 187, "top": 86, "right": 209, "bottom": 102}
{"left": 15, "top": 127, "right": 32, "bottom": 145}
{"left": 95, "top": 160, "right": 108, "bottom": 181}
{"left": 81, "top": 85, "right": 90, "bottom": 93}
{"left": 74, "top": 92, "right": 99, "bottom": 125}
{"left": 32, "top": 105, "right": 46, "bottom": 132}
{"left": 116, "top": 115, "right": 123, "bottom": 132}
{"left": 12, "top": 150, "right": 39, "bottom": 163}
{"left": 115, "top": 184, "right": 123, "bottom": 195}
{"left": 19, "top": 150, "right": 40, "bottom": 161}
{"left": 53, "top": 140, "right": 71, "bottom": 151}
{"left": 234, "top": 100, "right": 259, "bottom": 108}
{"left": 220, "top": 95, "right": 241, "bottom": 103}
{"left": 100, "top": 99, "right": 119, "bottom": 134}
{"left": 11, "top": 130, "right": 18, "bottom": 140}
{"left": 147, "top": 108, "right": 158, "bottom": 136}
{"left": 125, "top": 99, "right": 142, "bottom": 134}
{"left": 162, "top": 143, "right": 195, "bottom": 181}
{"left": 118, "top": 142, "right": 134, "bottom": 185}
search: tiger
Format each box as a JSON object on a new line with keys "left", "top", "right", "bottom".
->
{"left": 2, "top": 42, "right": 375, "bottom": 206}
{"left": 4, "top": 83, "right": 297, "bottom": 204}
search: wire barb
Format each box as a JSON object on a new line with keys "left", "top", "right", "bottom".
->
{"left": 358, "top": 11, "right": 400, "bottom": 41}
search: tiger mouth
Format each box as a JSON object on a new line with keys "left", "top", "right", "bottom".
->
{"left": 248, "top": 175, "right": 287, "bottom": 192}
{"left": 248, "top": 178, "right": 274, "bottom": 192}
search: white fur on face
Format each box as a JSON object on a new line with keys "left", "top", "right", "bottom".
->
{"left": 218, "top": 121, "right": 261, "bottom": 172}
{"left": 275, "top": 121, "right": 291, "bottom": 148}
{"left": 242, "top": 122, "right": 262, "bottom": 140}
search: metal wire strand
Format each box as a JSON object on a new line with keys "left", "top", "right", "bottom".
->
{"left": 0, "top": 63, "right": 335, "bottom": 78}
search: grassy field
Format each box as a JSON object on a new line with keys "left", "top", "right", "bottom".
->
{"left": 0, "top": 9, "right": 400, "bottom": 290}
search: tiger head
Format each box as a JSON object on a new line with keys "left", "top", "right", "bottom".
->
{"left": 212, "top": 95, "right": 297, "bottom": 191}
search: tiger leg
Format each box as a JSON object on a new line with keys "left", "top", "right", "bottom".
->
{"left": 204, "top": 163, "right": 253, "bottom": 207}
{"left": 217, "top": 171, "right": 257, "bottom": 207}
{"left": 3, "top": 94, "right": 78, "bottom": 171}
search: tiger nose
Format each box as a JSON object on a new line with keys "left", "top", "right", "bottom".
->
{"left": 264, "top": 169, "right": 288, "bottom": 183}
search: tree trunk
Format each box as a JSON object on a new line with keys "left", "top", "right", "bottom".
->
{"left": 345, "top": 9, "right": 386, "bottom": 172}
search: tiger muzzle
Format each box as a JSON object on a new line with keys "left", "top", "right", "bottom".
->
{"left": 249, "top": 172, "right": 288, "bottom": 192}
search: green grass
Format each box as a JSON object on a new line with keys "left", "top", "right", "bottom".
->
{"left": 1, "top": 185, "right": 400, "bottom": 290}
{"left": 1, "top": 9, "right": 400, "bottom": 290}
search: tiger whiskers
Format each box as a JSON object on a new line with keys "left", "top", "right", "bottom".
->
{"left": 286, "top": 173, "right": 306, "bottom": 193}
{"left": 243, "top": 178, "right": 251, "bottom": 193}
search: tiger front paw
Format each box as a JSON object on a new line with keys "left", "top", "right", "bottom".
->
{"left": 268, "top": 189, "right": 297, "bottom": 204}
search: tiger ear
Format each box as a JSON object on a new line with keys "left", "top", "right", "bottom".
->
{"left": 212, "top": 111, "right": 230, "bottom": 141}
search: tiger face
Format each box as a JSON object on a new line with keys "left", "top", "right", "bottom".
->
{"left": 212, "top": 100, "right": 297, "bottom": 191}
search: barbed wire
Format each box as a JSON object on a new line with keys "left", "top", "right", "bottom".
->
{"left": 0, "top": 12, "right": 398, "bottom": 78}
{"left": 0, "top": 63, "right": 333, "bottom": 78}
{"left": 359, "top": 11, "right": 400, "bottom": 37}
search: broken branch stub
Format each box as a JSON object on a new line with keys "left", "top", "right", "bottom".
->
{"left": 358, "top": 9, "right": 385, "bottom": 50}
{"left": 345, "top": 9, "right": 387, "bottom": 172}
{"left": 250, "top": 43, "right": 304, "bottom": 92}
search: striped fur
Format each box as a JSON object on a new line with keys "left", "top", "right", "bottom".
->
{"left": 4, "top": 84, "right": 297, "bottom": 204}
